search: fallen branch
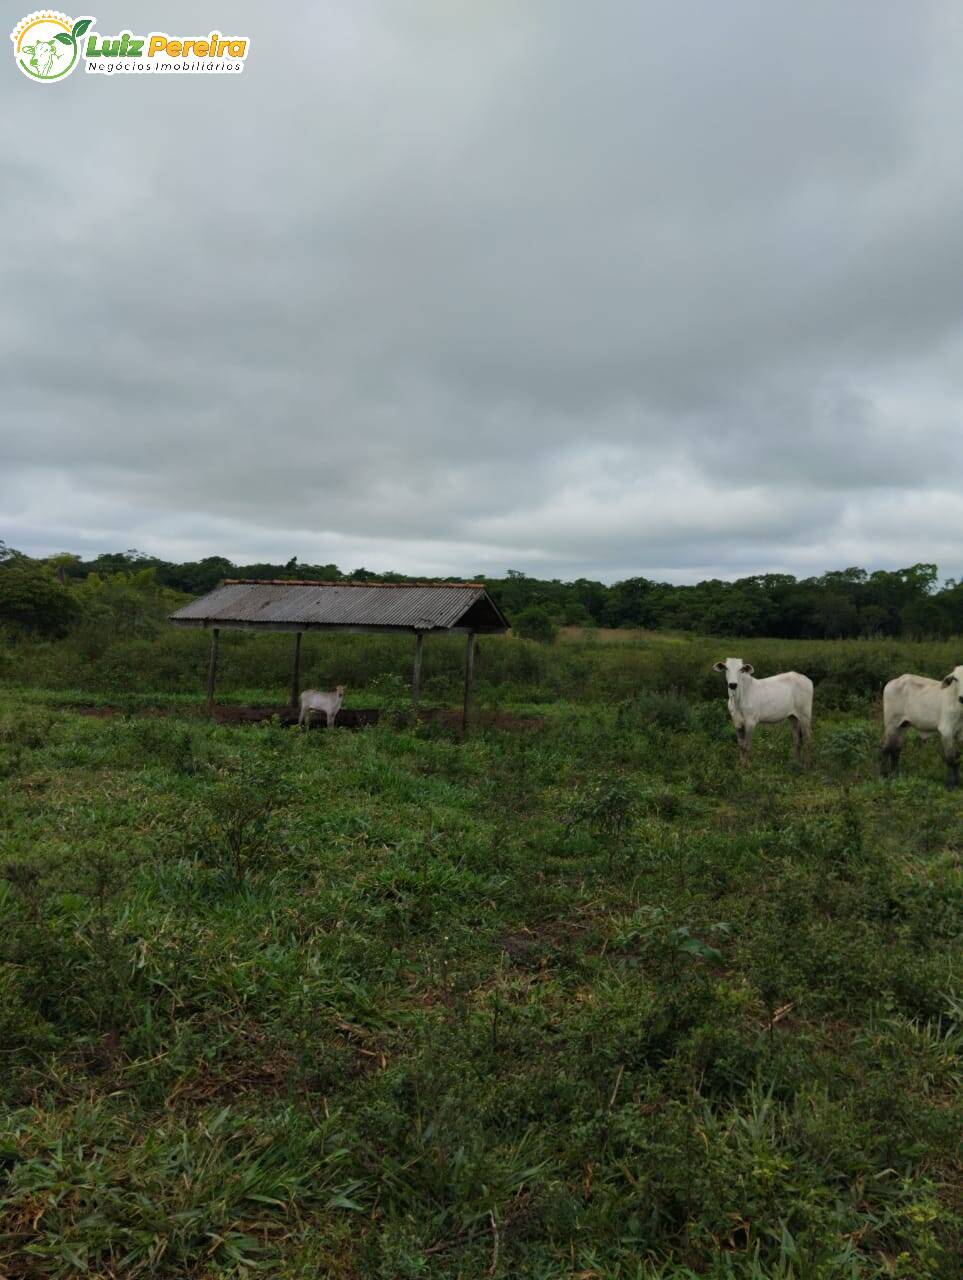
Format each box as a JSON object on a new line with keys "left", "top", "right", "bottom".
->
{"left": 607, "top": 1064, "right": 625, "bottom": 1111}
{"left": 488, "top": 1209, "right": 500, "bottom": 1276}
{"left": 769, "top": 1001, "right": 796, "bottom": 1028}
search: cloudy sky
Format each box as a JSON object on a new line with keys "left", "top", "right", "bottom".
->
{"left": 3, "top": 1, "right": 963, "bottom": 584}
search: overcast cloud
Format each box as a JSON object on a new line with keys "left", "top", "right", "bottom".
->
{"left": 2, "top": 0, "right": 963, "bottom": 583}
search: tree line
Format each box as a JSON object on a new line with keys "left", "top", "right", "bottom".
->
{"left": 1, "top": 544, "right": 961, "bottom": 639}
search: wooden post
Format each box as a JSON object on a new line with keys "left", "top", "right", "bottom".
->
{"left": 205, "top": 627, "right": 220, "bottom": 714}
{"left": 461, "top": 631, "right": 476, "bottom": 733}
{"left": 411, "top": 631, "right": 424, "bottom": 711}
{"left": 290, "top": 631, "right": 302, "bottom": 709}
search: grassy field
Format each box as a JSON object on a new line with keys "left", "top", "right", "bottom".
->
{"left": 0, "top": 633, "right": 960, "bottom": 1277}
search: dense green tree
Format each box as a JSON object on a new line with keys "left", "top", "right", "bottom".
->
{"left": 156, "top": 557, "right": 234, "bottom": 595}
{"left": 811, "top": 593, "right": 860, "bottom": 639}
{"left": 512, "top": 605, "right": 558, "bottom": 644}
{"left": 901, "top": 597, "right": 951, "bottom": 639}
{"left": 858, "top": 605, "right": 896, "bottom": 637}
{"left": 74, "top": 568, "right": 180, "bottom": 638}
{"left": 937, "top": 581, "right": 963, "bottom": 634}
{"left": 0, "top": 547, "right": 80, "bottom": 636}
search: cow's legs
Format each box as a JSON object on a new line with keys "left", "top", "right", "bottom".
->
{"left": 298, "top": 705, "right": 305, "bottom": 728}
{"left": 942, "top": 733, "right": 960, "bottom": 790}
{"left": 791, "top": 714, "right": 812, "bottom": 768}
{"left": 880, "top": 722, "right": 907, "bottom": 777}
{"left": 326, "top": 710, "right": 335, "bottom": 729}
{"left": 946, "top": 756, "right": 960, "bottom": 790}
{"left": 737, "top": 723, "right": 754, "bottom": 767}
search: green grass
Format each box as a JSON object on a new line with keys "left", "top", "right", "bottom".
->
{"left": 0, "top": 634, "right": 961, "bottom": 1277}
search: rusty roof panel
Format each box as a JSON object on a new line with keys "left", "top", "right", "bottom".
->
{"left": 169, "top": 582, "right": 509, "bottom": 632}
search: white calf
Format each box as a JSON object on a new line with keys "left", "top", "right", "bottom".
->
{"left": 298, "top": 685, "right": 345, "bottom": 729}
{"left": 713, "top": 658, "right": 814, "bottom": 767}
{"left": 881, "top": 666, "right": 963, "bottom": 788}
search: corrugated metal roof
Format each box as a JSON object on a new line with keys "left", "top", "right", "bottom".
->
{"left": 169, "top": 581, "right": 509, "bottom": 632}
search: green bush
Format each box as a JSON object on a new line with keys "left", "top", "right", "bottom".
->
{"left": 618, "top": 689, "right": 694, "bottom": 732}
{"left": 0, "top": 557, "right": 79, "bottom": 636}
{"left": 512, "top": 607, "right": 558, "bottom": 645}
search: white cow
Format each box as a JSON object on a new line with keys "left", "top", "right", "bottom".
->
{"left": 881, "top": 666, "right": 963, "bottom": 789}
{"left": 713, "top": 658, "right": 814, "bottom": 767}
{"left": 22, "top": 38, "right": 70, "bottom": 77}
{"left": 298, "top": 685, "right": 345, "bottom": 729}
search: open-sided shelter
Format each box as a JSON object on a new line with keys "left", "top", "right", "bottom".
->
{"left": 168, "top": 580, "right": 510, "bottom": 727}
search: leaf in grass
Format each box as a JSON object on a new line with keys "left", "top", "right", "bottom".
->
{"left": 328, "top": 1187, "right": 365, "bottom": 1211}
{"left": 677, "top": 936, "right": 723, "bottom": 963}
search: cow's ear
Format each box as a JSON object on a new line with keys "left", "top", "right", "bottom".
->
{"left": 740, "top": 663, "right": 754, "bottom": 674}
{"left": 712, "top": 661, "right": 726, "bottom": 672}
{"left": 941, "top": 673, "right": 956, "bottom": 688}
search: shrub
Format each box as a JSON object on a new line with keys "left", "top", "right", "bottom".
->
{"left": 0, "top": 555, "right": 79, "bottom": 637}
{"left": 512, "top": 607, "right": 558, "bottom": 645}
{"left": 629, "top": 689, "right": 694, "bottom": 732}
{"left": 199, "top": 751, "right": 291, "bottom": 883}
{"left": 821, "top": 722, "right": 876, "bottom": 771}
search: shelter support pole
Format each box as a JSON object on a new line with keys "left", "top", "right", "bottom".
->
{"left": 461, "top": 631, "right": 476, "bottom": 733}
{"left": 290, "top": 631, "right": 302, "bottom": 709}
{"left": 205, "top": 627, "right": 220, "bottom": 714}
{"left": 411, "top": 631, "right": 424, "bottom": 711}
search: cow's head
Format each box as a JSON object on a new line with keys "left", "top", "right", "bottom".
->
{"left": 940, "top": 664, "right": 963, "bottom": 705}
{"left": 22, "top": 38, "right": 61, "bottom": 76}
{"left": 713, "top": 657, "right": 753, "bottom": 692}
{"left": 335, "top": 684, "right": 346, "bottom": 696}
